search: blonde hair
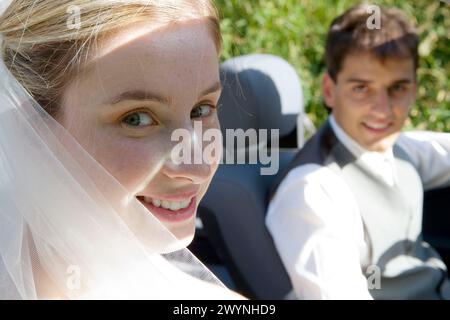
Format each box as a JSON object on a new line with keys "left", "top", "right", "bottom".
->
{"left": 0, "top": 0, "right": 221, "bottom": 115}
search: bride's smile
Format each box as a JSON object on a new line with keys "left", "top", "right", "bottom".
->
{"left": 136, "top": 185, "right": 201, "bottom": 222}
{"left": 136, "top": 195, "right": 197, "bottom": 222}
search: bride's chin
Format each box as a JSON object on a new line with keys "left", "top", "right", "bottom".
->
{"left": 177, "top": 233, "right": 195, "bottom": 248}
{"left": 165, "top": 218, "right": 197, "bottom": 245}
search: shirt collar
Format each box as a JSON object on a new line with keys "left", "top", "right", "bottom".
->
{"left": 328, "top": 115, "right": 398, "bottom": 186}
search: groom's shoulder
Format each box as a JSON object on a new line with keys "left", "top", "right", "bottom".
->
{"left": 269, "top": 121, "right": 336, "bottom": 200}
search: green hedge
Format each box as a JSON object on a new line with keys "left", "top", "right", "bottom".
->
{"left": 217, "top": 0, "right": 449, "bottom": 132}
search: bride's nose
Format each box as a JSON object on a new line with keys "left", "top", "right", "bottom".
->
{"left": 162, "top": 124, "right": 216, "bottom": 184}
{"left": 162, "top": 161, "right": 214, "bottom": 184}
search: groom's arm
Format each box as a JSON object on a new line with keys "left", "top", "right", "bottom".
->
{"left": 397, "top": 131, "right": 450, "bottom": 191}
{"left": 266, "top": 164, "right": 373, "bottom": 300}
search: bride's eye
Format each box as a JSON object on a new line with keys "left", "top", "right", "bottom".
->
{"left": 121, "top": 111, "right": 155, "bottom": 127}
{"left": 191, "top": 104, "right": 215, "bottom": 119}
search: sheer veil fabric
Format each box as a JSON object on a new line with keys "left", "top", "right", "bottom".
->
{"left": 0, "top": 0, "right": 229, "bottom": 299}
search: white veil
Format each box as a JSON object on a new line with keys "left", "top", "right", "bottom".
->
{"left": 0, "top": 0, "right": 230, "bottom": 300}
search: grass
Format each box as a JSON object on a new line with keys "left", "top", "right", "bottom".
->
{"left": 216, "top": 0, "right": 450, "bottom": 132}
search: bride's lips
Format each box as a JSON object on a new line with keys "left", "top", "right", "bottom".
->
{"left": 136, "top": 195, "right": 197, "bottom": 223}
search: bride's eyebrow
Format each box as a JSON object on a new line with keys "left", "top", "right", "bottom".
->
{"left": 109, "top": 90, "right": 171, "bottom": 105}
{"left": 201, "top": 81, "right": 222, "bottom": 97}
{"left": 109, "top": 81, "right": 222, "bottom": 106}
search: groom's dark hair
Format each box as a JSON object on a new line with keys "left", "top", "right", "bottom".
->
{"left": 325, "top": 4, "right": 419, "bottom": 83}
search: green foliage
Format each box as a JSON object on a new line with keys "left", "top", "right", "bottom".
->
{"left": 217, "top": 0, "right": 449, "bottom": 131}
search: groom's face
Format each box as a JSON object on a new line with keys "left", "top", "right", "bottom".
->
{"left": 323, "top": 52, "right": 417, "bottom": 152}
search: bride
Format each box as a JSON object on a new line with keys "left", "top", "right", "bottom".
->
{"left": 0, "top": 0, "right": 242, "bottom": 299}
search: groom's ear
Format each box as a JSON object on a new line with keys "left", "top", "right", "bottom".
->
{"left": 322, "top": 72, "right": 336, "bottom": 110}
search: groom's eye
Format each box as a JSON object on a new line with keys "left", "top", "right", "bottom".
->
{"left": 121, "top": 110, "right": 156, "bottom": 127}
{"left": 352, "top": 84, "right": 368, "bottom": 93}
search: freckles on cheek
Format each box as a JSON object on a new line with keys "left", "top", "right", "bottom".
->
{"left": 103, "top": 139, "right": 165, "bottom": 187}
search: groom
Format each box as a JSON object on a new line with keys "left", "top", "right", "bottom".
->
{"left": 267, "top": 4, "right": 450, "bottom": 299}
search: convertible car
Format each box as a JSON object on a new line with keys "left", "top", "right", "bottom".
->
{"left": 188, "top": 54, "right": 450, "bottom": 300}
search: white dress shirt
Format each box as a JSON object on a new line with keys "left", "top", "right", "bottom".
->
{"left": 266, "top": 115, "right": 450, "bottom": 300}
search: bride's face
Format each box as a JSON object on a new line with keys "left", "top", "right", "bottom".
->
{"left": 58, "top": 19, "right": 222, "bottom": 243}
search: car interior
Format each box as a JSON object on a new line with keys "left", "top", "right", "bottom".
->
{"left": 188, "top": 53, "right": 450, "bottom": 300}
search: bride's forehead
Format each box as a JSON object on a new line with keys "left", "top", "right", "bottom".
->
{"left": 81, "top": 21, "right": 218, "bottom": 79}
{"left": 64, "top": 27, "right": 219, "bottom": 107}
{"left": 97, "top": 20, "right": 215, "bottom": 60}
